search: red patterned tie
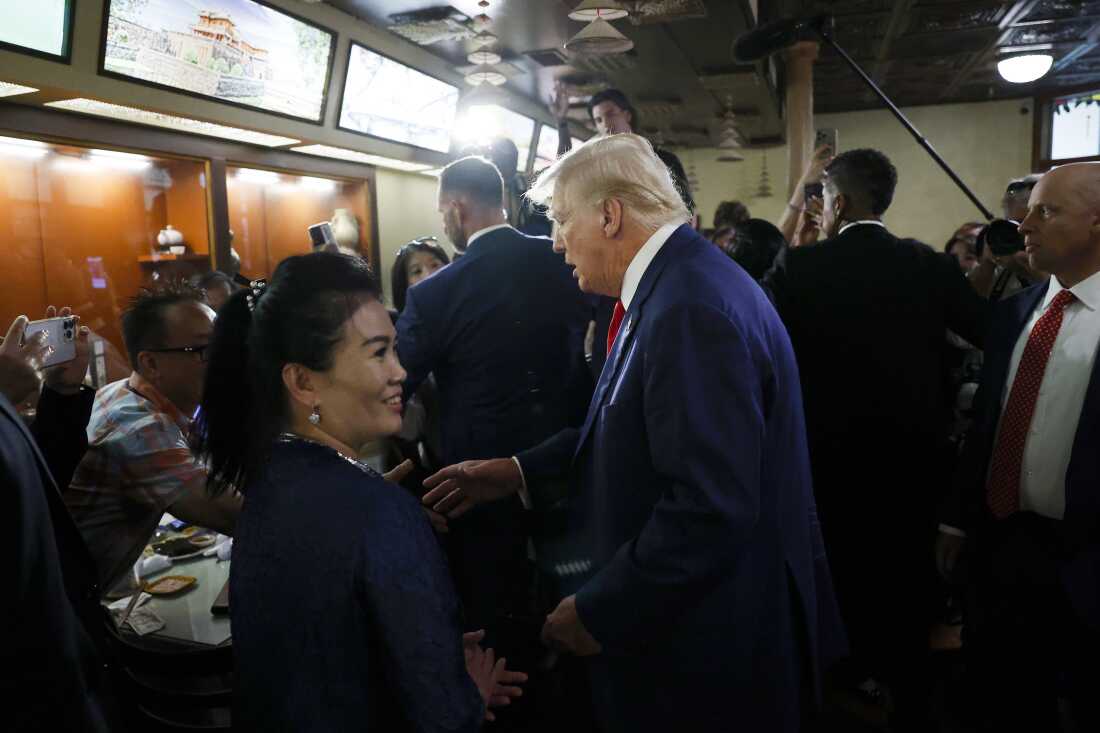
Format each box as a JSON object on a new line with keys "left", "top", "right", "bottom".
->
{"left": 606, "top": 300, "right": 626, "bottom": 357}
{"left": 986, "top": 289, "right": 1077, "bottom": 519}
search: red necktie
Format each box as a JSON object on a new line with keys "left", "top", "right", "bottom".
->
{"left": 606, "top": 300, "right": 626, "bottom": 357}
{"left": 986, "top": 289, "right": 1077, "bottom": 519}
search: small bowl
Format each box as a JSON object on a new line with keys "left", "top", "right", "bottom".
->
{"left": 169, "top": 245, "right": 186, "bottom": 255}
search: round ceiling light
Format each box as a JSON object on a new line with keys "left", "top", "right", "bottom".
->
{"left": 467, "top": 49, "right": 502, "bottom": 65}
{"left": 465, "top": 65, "right": 507, "bottom": 86}
{"left": 568, "top": 0, "right": 629, "bottom": 21}
{"left": 997, "top": 54, "right": 1054, "bottom": 84}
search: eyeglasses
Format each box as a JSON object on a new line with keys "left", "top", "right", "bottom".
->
{"left": 147, "top": 344, "right": 209, "bottom": 362}
{"left": 397, "top": 237, "right": 442, "bottom": 259}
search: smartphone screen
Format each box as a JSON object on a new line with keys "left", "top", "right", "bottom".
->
{"left": 804, "top": 182, "right": 824, "bottom": 207}
{"left": 308, "top": 222, "right": 335, "bottom": 249}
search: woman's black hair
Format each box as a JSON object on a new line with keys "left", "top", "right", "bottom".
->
{"left": 390, "top": 238, "right": 450, "bottom": 312}
{"left": 725, "top": 218, "right": 786, "bottom": 281}
{"left": 195, "top": 252, "right": 382, "bottom": 496}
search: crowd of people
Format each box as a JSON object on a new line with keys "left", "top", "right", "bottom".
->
{"left": 5, "top": 84, "right": 1100, "bottom": 733}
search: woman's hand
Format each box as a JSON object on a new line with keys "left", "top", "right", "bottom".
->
{"left": 0, "top": 315, "right": 49, "bottom": 405}
{"left": 463, "top": 630, "right": 527, "bottom": 721}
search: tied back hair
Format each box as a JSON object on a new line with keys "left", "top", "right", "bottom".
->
{"left": 195, "top": 252, "right": 382, "bottom": 496}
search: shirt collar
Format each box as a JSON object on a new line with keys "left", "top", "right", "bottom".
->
{"left": 838, "top": 220, "right": 886, "bottom": 236}
{"left": 127, "top": 372, "right": 190, "bottom": 431}
{"left": 1047, "top": 268, "right": 1100, "bottom": 312}
{"left": 466, "top": 223, "right": 512, "bottom": 249}
{"left": 620, "top": 222, "right": 681, "bottom": 310}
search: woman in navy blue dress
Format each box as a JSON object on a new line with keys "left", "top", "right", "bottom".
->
{"left": 195, "top": 252, "right": 524, "bottom": 731}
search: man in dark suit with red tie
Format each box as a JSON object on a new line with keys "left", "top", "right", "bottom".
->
{"left": 421, "top": 134, "right": 845, "bottom": 732}
{"left": 937, "top": 163, "right": 1100, "bottom": 730}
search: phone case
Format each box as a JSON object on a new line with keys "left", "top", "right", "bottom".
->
{"left": 24, "top": 316, "right": 77, "bottom": 367}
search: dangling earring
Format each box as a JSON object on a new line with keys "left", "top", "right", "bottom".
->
{"left": 308, "top": 404, "right": 321, "bottom": 425}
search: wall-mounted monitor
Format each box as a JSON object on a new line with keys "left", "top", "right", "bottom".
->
{"left": 100, "top": 0, "right": 336, "bottom": 123}
{"left": 338, "top": 43, "right": 460, "bottom": 154}
{"left": 453, "top": 104, "right": 538, "bottom": 173}
{"left": 0, "top": 0, "right": 74, "bottom": 61}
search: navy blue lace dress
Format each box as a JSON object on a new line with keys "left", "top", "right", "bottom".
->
{"left": 230, "top": 436, "right": 483, "bottom": 732}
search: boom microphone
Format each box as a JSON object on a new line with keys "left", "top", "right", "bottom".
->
{"left": 733, "top": 15, "right": 830, "bottom": 62}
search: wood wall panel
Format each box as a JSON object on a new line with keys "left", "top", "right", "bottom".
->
{"left": 226, "top": 169, "right": 371, "bottom": 280}
{"left": 0, "top": 148, "right": 210, "bottom": 357}
{"left": 0, "top": 157, "right": 48, "bottom": 329}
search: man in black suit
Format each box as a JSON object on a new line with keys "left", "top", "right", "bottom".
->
{"left": 1, "top": 314, "right": 113, "bottom": 732}
{"left": 762, "top": 148, "right": 990, "bottom": 729}
{"left": 937, "top": 163, "right": 1100, "bottom": 731}
{"left": 396, "top": 156, "right": 591, "bottom": 644}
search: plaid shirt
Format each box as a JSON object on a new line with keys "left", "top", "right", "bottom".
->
{"left": 66, "top": 372, "right": 205, "bottom": 592}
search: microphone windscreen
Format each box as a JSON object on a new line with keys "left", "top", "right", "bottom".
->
{"left": 732, "top": 18, "right": 803, "bottom": 62}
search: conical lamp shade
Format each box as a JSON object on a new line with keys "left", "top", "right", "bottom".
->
{"left": 568, "top": 0, "right": 629, "bottom": 21}
{"left": 565, "top": 17, "right": 634, "bottom": 55}
{"left": 465, "top": 65, "right": 507, "bottom": 86}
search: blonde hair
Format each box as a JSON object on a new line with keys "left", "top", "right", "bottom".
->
{"left": 528, "top": 134, "right": 690, "bottom": 231}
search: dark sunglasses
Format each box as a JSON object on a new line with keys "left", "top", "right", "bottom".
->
{"left": 147, "top": 344, "right": 209, "bottom": 362}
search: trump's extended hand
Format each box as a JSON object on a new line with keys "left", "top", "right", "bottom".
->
{"left": 541, "top": 595, "right": 602, "bottom": 657}
{"left": 422, "top": 458, "right": 522, "bottom": 519}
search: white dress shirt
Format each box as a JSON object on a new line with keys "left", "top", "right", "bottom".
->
{"left": 837, "top": 220, "right": 886, "bottom": 236}
{"left": 512, "top": 220, "right": 684, "bottom": 506}
{"left": 465, "top": 223, "right": 512, "bottom": 249}
{"left": 996, "top": 270, "right": 1100, "bottom": 520}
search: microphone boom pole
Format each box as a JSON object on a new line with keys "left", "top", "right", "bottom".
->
{"left": 812, "top": 23, "right": 994, "bottom": 221}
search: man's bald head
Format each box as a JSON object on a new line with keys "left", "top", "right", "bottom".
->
{"left": 1019, "top": 163, "right": 1100, "bottom": 287}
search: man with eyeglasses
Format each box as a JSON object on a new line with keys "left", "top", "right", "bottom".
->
{"left": 66, "top": 285, "right": 241, "bottom": 596}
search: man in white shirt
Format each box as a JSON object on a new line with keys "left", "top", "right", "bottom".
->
{"left": 937, "top": 162, "right": 1100, "bottom": 731}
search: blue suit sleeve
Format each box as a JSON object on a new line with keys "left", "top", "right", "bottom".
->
{"left": 575, "top": 303, "right": 766, "bottom": 649}
{"left": 396, "top": 286, "right": 440, "bottom": 401}
{"left": 357, "top": 488, "right": 484, "bottom": 733}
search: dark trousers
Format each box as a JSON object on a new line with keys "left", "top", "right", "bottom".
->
{"left": 964, "top": 512, "right": 1100, "bottom": 731}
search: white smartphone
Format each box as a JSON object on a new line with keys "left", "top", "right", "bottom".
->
{"left": 24, "top": 316, "right": 78, "bottom": 368}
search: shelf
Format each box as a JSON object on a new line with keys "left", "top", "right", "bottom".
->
{"left": 138, "top": 253, "right": 210, "bottom": 264}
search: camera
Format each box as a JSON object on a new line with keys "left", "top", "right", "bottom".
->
{"left": 977, "top": 218, "right": 1024, "bottom": 257}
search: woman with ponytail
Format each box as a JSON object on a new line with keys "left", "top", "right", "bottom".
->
{"left": 195, "top": 252, "right": 523, "bottom": 731}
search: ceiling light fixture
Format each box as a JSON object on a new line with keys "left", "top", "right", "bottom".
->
{"left": 468, "top": 49, "right": 502, "bottom": 65}
{"left": 0, "top": 135, "right": 48, "bottom": 159}
{"left": 997, "top": 53, "right": 1054, "bottom": 84}
{"left": 290, "top": 144, "right": 433, "bottom": 173}
{"left": 0, "top": 81, "right": 38, "bottom": 98}
{"left": 565, "top": 17, "right": 634, "bottom": 55}
{"left": 45, "top": 99, "right": 299, "bottom": 147}
{"left": 471, "top": 30, "right": 498, "bottom": 48}
{"left": 568, "top": 0, "right": 630, "bottom": 21}
{"left": 465, "top": 64, "right": 508, "bottom": 86}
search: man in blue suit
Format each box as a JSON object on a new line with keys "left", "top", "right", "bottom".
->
{"left": 423, "top": 134, "right": 844, "bottom": 731}
{"left": 937, "top": 163, "right": 1100, "bottom": 731}
{"left": 396, "top": 156, "right": 591, "bottom": 644}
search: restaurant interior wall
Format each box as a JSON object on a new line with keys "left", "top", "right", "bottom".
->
{"left": 374, "top": 168, "right": 447, "bottom": 309}
{"left": 226, "top": 166, "right": 371, "bottom": 280}
{"left": 0, "top": 137, "right": 211, "bottom": 368}
{"left": 676, "top": 97, "right": 1034, "bottom": 250}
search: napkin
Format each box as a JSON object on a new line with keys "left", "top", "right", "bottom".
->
{"left": 138, "top": 554, "right": 172, "bottom": 578}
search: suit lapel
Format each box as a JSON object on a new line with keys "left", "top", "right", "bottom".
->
{"left": 572, "top": 224, "right": 693, "bottom": 459}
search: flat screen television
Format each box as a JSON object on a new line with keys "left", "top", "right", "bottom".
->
{"left": 338, "top": 43, "right": 460, "bottom": 154}
{"left": 100, "top": 0, "right": 335, "bottom": 123}
{"left": 0, "top": 0, "right": 73, "bottom": 60}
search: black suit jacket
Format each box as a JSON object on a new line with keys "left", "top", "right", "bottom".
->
{"left": 762, "top": 224, "right": 990, "bottom": 536}
{"left": 396, "top": 226, "right": 592, "bottom": 630}
{"left": 945, "top": 282, "right": 1100, "bottom": 632}
{"left": 1, "top": 393, "right": 110, "bottom": 732}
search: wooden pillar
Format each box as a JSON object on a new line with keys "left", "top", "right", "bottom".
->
{"left": 785, "top": 41, "right": 819, "bottom": 198}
